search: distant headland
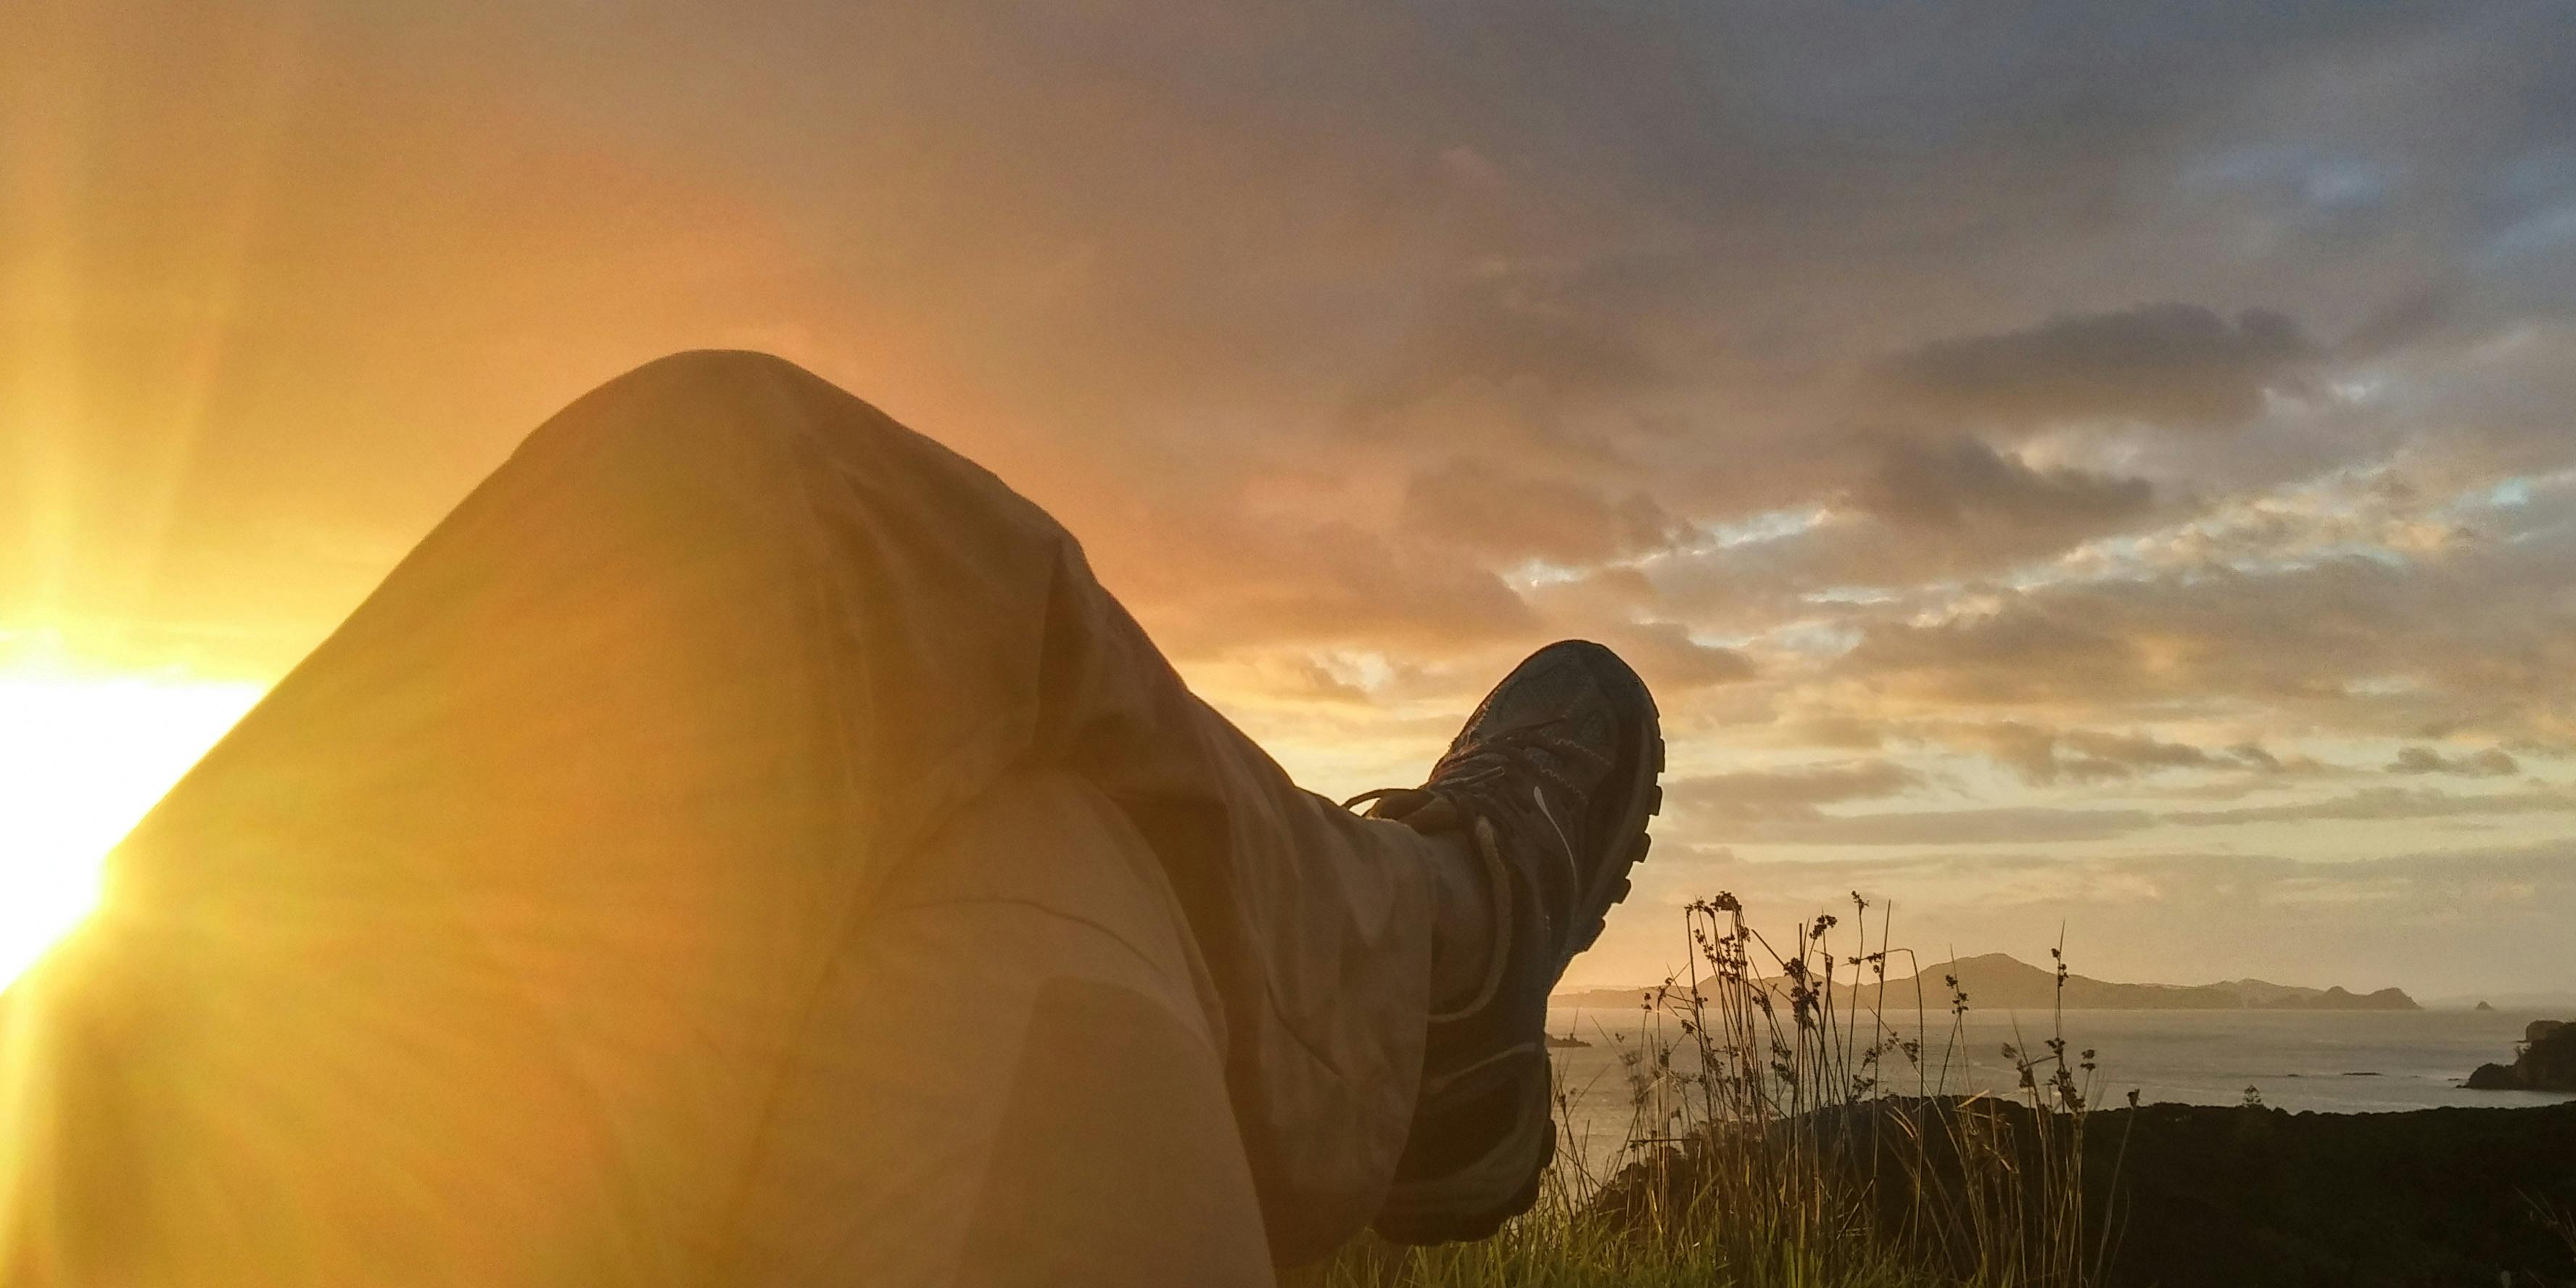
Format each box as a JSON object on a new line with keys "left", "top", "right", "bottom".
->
{"left": 1553, "top": 951, "right": 2419, "bottom": 1012}
{"left": 2466, "top": 1019, "right": 2576, "bottom": 1091}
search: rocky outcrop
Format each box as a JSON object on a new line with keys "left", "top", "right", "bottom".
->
{"left": 2465, "top": 1018, "right": 2576, "bottom": 1091}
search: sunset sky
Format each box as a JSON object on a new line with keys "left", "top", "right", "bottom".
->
{"left": 6, "top": 2, "right": 2573, "bottom": 998}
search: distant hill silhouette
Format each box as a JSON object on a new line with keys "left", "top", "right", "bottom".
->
{"left": 1553, "top": 951, "right": 2419, "bottom": 1012}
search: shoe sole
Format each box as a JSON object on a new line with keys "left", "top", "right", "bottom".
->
{"left": 1564, "top": 642, "right": 1662, "bottom": 965}
{"left": 1375, "top": 641, "right": 1664, "bottom": 1244}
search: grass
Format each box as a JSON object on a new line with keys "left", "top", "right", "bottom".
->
{"left": 1292, "top": 893, "right": 2123, "bottom": 1288}
{"left": 2529, "top": 1192, "right": 2576, "bottom": 1266}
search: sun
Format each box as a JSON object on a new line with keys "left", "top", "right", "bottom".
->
{"left": 0, "top": 670, "right": 263, "bottom": 991}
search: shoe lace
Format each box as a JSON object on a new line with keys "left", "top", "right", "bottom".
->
{"left": 1342, "top": 719, "right": 1607, "bottom": 849}
{"left": 1344, "top": 719, "right": 1609, "bottom": 1023}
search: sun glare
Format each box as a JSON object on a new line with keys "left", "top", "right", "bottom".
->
{"left": 0, "top": 672, "right": 263, "bottom": 991}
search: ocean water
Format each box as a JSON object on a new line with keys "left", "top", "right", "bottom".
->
{"left": 1542, "top": 1004, "right": 2576, "bottom": 1165}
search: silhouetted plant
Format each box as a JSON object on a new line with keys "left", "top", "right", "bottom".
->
{"left": 1305, "top": 893, "right": 2125, "bottom": 1287}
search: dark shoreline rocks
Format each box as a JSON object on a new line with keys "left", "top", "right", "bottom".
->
{"left": 2094, "top": 1101, "right": 2576, "bottom": 1286}
{"left": 1593, "top": 1099, "right": 2576, "bottom": 1287}
{"left": 2466, "top": 1018, "right": 2576, "bottom": 1091}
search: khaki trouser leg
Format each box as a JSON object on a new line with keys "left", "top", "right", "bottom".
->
{"left": 719, "top": 767, "right": 1273, "bottom": 1287}
{"left": 1, "top": 350, "right": 1438, "bottom": 1284}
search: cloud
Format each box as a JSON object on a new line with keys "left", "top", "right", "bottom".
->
{"left": 1836, "top": 596, "right": 2143, "bottom": 710}
{"left": 1669, "top": 759, "right": 1925, "bottom": 822}
{"left": 1857, "top": 438, "right": 2158, "bottom": 536}
{"left": 1833, "top": 520, "right": 2576, "bottom": 743}
{"left": 2386, "top": 746, "right": 2520, "bottom": 777}
{"left": 1875, "top": 303, "right": 2317, "bottom": 434}
{"left": 1931, "top": 722, "right": 2261, "bottom": 785}
{"left": 1676, "top": 783, "right": 2576, "bottom": 848}
{"left": 1601, "top": 619, "right": 1757, "bottom": 693}
{"left": 1723, "top": 806, "right": 2155, "bottom": 846}
{"left": 2166, "top": 786, "right": 2576, "bottom": 826}
{"left": 1132, "top": 519, "right": 1541, "bottom": 657}
{"left": 1400, "top": 459, "right": 1680, "bottom": 565}
{"left": 1348, "top": 268, "right": 1669, "bottom": 418}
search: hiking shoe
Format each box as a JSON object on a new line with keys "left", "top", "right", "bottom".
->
{"left": 1345, "top": 639, "right": 1662, "bottom": 1244}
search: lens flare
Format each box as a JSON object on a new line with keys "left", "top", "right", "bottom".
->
{"left": 0, "top": 671, "right": 261, "bottom": 990}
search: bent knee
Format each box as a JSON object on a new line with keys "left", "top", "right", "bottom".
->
{"left": 587, "top": 348, "right": 820, "bottom": 432}
{"left": 616, "top": 347, "right": 813, "bottom": 395}
{"left": 534, "top": 348, "right": 912, "bottom": 469}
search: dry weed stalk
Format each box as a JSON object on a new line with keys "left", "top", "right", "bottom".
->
{"left": 1568, "top": 893, "right": 2120, "bottom": 1286}
{"left": 1308, "top": 892, "right": 2127, "bottom": 1288}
